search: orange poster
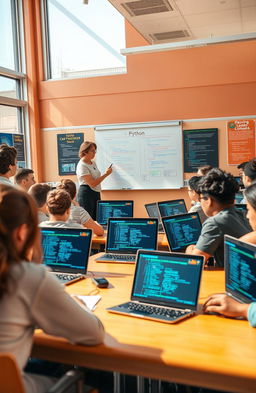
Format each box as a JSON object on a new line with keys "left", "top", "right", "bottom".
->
{"left": 227, "top": 119, "right": 255, "bottom": 165}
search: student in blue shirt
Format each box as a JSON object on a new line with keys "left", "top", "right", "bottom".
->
{"left": 204, "top": 182, "right": 256, "bottom": 327}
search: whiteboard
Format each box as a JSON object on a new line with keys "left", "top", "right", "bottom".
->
{"left": 95, "top": 121, "right": 183, "bottom": 190}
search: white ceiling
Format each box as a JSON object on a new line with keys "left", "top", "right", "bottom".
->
{"left": 108, "top": 0, "right": 256, "bottom": 44}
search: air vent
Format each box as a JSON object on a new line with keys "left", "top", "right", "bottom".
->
{"left": 121, "top": 0, "right": 173, "bottom": 17}
{"left": 149, "top": 30, "right": 190, "bottom": 41}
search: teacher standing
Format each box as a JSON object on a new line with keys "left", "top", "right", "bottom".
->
{"left": 76, "top": 141, "right": 112, "bottom": 220}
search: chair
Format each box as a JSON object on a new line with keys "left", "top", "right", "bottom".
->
{"left": 0, "top": 352, "right": 94, "bottom": 393}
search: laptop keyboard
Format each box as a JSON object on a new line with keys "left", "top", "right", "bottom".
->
{"left": 102, "top": 254, "right": 136, "bottom": 261}
{"left": 119, "top": 302, "right": 190, "bottom": 320}
{"left": 54, "top": 273, "right": 82, "bottom": 283}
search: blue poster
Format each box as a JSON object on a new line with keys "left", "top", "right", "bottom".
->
{"left": 0, "top": 132, "right": 26, "bottom": 167}
{"left": 57, "top": 133, "right": 84, "bottom": 175}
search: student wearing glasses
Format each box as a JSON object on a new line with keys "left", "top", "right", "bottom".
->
{"left": 204, "top": 182, "right": 256, "bottom": 326}
{"left": 186, "top": 168, "right": 251, "bottom": 267}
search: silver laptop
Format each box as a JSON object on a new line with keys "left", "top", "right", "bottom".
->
{"left": 224, "top": 235, "right": 256, "bottom": 303}
{"left": 95, "top": 218, "right": 158, "bottom": 263}
{"left": 144, "top": 202, "right": 164, "bottom": 232}
{"left": 41, "top": 227, "right": 92, "bottom": 285}
{"left": 108, "top": 249, "right": 204, "bottom": 323}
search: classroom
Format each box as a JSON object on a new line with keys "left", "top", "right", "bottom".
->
{"left": 1, "top": 1, "right": 256, "bottom": 393}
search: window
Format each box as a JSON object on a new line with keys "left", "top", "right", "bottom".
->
{"left": 42, "top": 0, "right": 126, "bottom": 80}
{"left": 0, "top": 0, "right": 28, "bottom": 167}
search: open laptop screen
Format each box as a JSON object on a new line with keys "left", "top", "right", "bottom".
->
{"left": 106, "top": 218, "right": 158, "bottom": 254}
{"left": 131, "top": 250, "right": 204, "bottom": 310}
{"left": 97, "top": 200, "right": 133, "bottom": 226}
{"left": 158, "top": 199, "right": 187, "bottom": 218}
{"left": 162, "top": 213, "right": 202, "bottom": 251}
{"left": 225, "top": 235, "right": 256, "bottom": 303}
{"left": 41, "top": 227, "right": 92, "bottom": 273}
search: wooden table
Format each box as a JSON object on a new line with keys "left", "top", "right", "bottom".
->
{"left": 32, "top": 257, "right": 256, "bottom": 393}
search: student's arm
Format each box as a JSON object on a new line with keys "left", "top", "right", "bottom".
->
{"left": 203, "top": 293, "right": 250, "bottom": 318}
{"left": 185, "top": 244, "right": 211, "bottom": 262}
{"left": 84, "top": 218, "right": 104, "bottom": 236}
{"left": 31, "top": 270, "right": 104, "bottom": 345}
{"left": 82, "top": 166, "right": 112, "bottom": 188}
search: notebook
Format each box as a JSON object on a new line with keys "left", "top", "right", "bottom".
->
{"left": 107, "top": 249, "right": 204, "bottom": 323}
{"left": 224, "top": 235, "right": 256, "bottom": 304}
{"left": 41, "top": 227, "right": 92, "bottom": 285}
{"left": 96, "top": 200, "right": 134, "bottom": 229}
{"left": 95, "top": 218, "right": 158, "bottom": 263}
{"left": 162, "top": 212, "right": 202, "bottom": 252}
{"left": 157, "top": 199, "right": 187, "bottom": 218}
{"left": 144, "top": 202, "right": 164, "bottom": 232}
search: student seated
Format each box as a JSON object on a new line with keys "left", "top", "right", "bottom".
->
{"left": 0, "top": 143, "right": 17, "bottom": 186}
{"left": 29, "top": 183, "right": 51, "bottom": 223}
{"left": 240, "top": 158, "right": 256, "bottom": 203}
{"left": 40, "top": 189, "right": 83, "bottom": 228}
{"left": 186, "top": 168, "right": 251, "bottom": 267}
{"left": 187, "top": 176, "right": 207, "bottom": 223}
{"left": 14, "top": 168, "right": 36, "bottom": 191}
{"left": 203, "top": 183, "right": 256, "bottom": 326}
{"left": 57, "top": 179, "right": 104, "bottom": 236}
{"left": 0, "top": 185, "right": 104, "bottom": 393}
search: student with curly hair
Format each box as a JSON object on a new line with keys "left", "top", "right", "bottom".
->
{"left": 40, "top": 189, "right": 83, "bottom": 228}
{"left": 186, "top": 168, "right": 251, "bottom": 267}
{"left": 57, "top": 179, "right": 104, "bottom": 235}
{"left": 204, "top": 182, "right": 256, "bottom": 326}
{"left": 0, "top": 143, "right": 17, "bottom": 186}
{"left": 0, "top": 185, "right": 104, "bottom": 393}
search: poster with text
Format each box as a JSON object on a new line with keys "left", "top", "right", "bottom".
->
{"left": 227, "top": 120, "right": 255, "bottom": 165}
{"left": 57, "top": 133, "right": 84, "bottom": 175}
{"left": 183, "top": 128, "right": 218, "bottom": 172}
{"left": 0, "top": 132, "right": 25, "bottom": 167}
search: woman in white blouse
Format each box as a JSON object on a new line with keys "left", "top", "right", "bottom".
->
{"left": 76, "top": 141, "right": 112, "bottom": 220}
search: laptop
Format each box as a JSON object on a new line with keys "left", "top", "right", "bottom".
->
{"left": 224, "top": 235, "right": 256, "bottom": 303}
{"left": 144, "top": 202, "right": 164, "bottom": 232}
{"left": 95, "top": 218, "right": 158, "bottom": 263}
{"left": 41, "top": 227, "right": 92, "bottom": 285}
{"left": 162, "top": 212, "right": 202, "bottom": 252}
{"left": 96, "top": 200, "right": 134, "bottom": 229}
{"left": 157, "top": 199, "right": 187, "bottom": 218}
{"left": 107, "top": 250, "right": 204, "bottom": 323}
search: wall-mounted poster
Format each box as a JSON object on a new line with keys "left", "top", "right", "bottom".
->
{"left": 0, "top": 132, "right": 25, "bottom": 167}
{"left": 57, "top": 133, "right": 84, "bottom": 175}
{"left": 227, "top": 120, "right": 255, "bottom": 165}
{"left": 183, "top": 128, "right": 218, "bottom": 173}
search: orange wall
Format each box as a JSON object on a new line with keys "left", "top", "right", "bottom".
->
{"left": 26, "top": 4, "right": 256, "bottom": 216}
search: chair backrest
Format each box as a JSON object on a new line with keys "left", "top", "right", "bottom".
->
{"left": 0, "top": 353, "right": 25, "bottom": 393}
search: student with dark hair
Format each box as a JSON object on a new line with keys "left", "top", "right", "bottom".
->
{"left": 240, "top": 158, "right": 256, "bottom": 203}
{"left": 40, "top": 189, "right": 83, "bottom": 228}
{"left": 204, "top": 182, "right": 256, "bottom": 326}
{"left": 187, "top": 176, "right": 207, "bottom": 223}
{"left": 0, "top": 143, "right": 17, "bottom": 186}
{"left": 186, "top": 168, "right": 251, "bottom": 267}
{"left": 0, "top": 185, "right": 104, "bottom": 393}
{"left": 76, "top": 141, "right": 112, "bottom": 220}
{"left": 237, "top": 161, "right": 248, "bottom": 176}
{"left": 57, "top": 179, "right": 104, "bottom": 235}
{"left": 29, "top": 183, "right": 51, "bottom": 223}
{"left": 14, "top": 168, "right": 36, "bottom": 191}
{"left": 197, "top": 165, "right": 213, "bottom": 176}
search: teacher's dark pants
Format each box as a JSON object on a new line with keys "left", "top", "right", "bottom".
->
{"left": 77, "top": 185, "right": 100, "bottom": 220}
